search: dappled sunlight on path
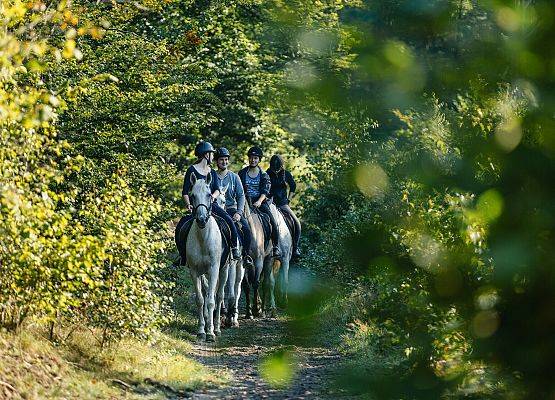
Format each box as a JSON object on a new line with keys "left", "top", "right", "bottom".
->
{"left": 188, "top": 317, "right": 349, "bottom": 399}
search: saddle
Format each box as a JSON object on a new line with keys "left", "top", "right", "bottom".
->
{"left": 251, "top": 207, "right": 272, "bottom": 244}
{"left": 278, "top": 208, "right": 296, "bottom": 240}
{"left": 178, "top": 213, "right": 231, "bottom": 268}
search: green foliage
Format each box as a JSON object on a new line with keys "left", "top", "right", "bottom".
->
{"left": 1, "top": 0, "right": 306, "bottom": 346}
{"left": 3, "top": 0, "right": 555, "bottom": 398}
{"left": 0, "top": 1, "right": 91, "bottom": 329}
{"left": 292, "top": 0, "right": 555, "bottom": 398}
{"left": 0, "top": 2, "right": 170, "bottom": 343}
{"left": 70, "top": 176, "right": 170, "bottom": 344}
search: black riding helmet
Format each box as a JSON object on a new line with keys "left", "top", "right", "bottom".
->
{"left": 215, "top": 147, "right": 231, "bottom": 159}
{"left": 247, "top": 146, "right": 263, "bottom": 158}
{"left": 194, "top": 141, "right": 215, "bottom": 157}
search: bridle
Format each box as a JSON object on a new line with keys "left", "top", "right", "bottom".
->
{"left": 192, "top": 200, "right": 212, "bottom": 228}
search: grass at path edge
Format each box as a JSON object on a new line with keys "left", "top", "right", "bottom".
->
{"left": 0, "top": 325, "right": 228, "bottom": 399}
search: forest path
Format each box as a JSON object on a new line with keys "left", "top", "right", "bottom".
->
{"left": 187, "top": 316, "right": 346, "bottom": 399}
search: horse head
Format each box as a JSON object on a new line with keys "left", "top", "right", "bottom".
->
{"left": 189, "top": 173, "right": 213, "bottom": 229}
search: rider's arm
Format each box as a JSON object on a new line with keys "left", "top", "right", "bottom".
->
{"left": 235, "top": 174, "right": 246, "bottom": 215}
{"left": 253, "top": 193, "right": 267, "bottom": 208}
{"left": 182, "top": 167, "right": 194, "bottom": 210}
{"left": 182, "top": 167, "right": 193, "bottom": 197}
{"left": 183, "top": 194, "right": 192, "bottom": 210}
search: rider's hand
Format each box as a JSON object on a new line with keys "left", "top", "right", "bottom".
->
{"left": 186, "top": 204, "right": 193, "bottom": 213}
{"left": 233, "top": 213, "right": 241, "bottom": 222}
{"left": 253, "top": 200, "right": 262, "bottom": 208}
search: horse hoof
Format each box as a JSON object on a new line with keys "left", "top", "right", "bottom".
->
{"left": 197, "top": 333, "right": 206, "bottom": 341}
{"left": 231, "top": 321, "right": 239, "bottom": 328}
{"left": 215, "top": 330, "right": 222, "bottom": 336}
{"left": 206, "top": 333, "right": 216, "bottom": 342}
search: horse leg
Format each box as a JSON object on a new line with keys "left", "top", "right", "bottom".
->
{"left": 232, "top": 260, "right": 245, "bottom": 327}
{"left": 243, "top": 277, "right": 252, "bottom": 319}
{"left": 204, "top": 263, "right": 218, "bottom": 342}
{"left": 214, "top": 264, "right": 228, "bottom": 336}
{"left": 263, "top": 256, "right": 277, "bottom": 317}
{"left": 252, "top": 276, "right": 260, "bottom": 318}
{"left": 190, "top": 270, "right": 205, "bottom": 340}
{"left": 225, "top": 261, "right": 237, "bottom": 327}
{"left": 252, "top": 257, "right": 263, "bottom": 318}
{"left": 277, "top": 257, "right": 289, "bottom": 309}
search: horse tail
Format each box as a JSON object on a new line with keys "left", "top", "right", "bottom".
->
{"left": 272, "top": 258, "right": 281, "bottom": 275}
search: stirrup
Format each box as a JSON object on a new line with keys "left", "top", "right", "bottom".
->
{"left": 244, "top": 255, "right": 254, "bottom": 267}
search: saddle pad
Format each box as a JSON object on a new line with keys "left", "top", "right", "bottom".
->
{"left": 178, "top": 213, "right": 231, "bottom": 268}
{"left": 212, "top": 214, "right": 231, "bottom": 269}
{"left": 278, "top": 208, "right": 296, "bottom": 239}
{"left": 252, "top": 208, "right": 271, "bottom": 244}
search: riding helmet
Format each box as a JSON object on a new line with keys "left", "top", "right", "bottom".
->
{"left": 215, "top": 147, "right": 231, "bottom": 159}
{"left": 247, "top": 146, "right": 263, "bottom": 158}
{"left": 194, "top": 141, "right": 215, "bottom": 157}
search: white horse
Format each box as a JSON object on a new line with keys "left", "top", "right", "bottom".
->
{"left": 215, "top": 185, "right": 245, "bottom": 328}
{"left": 261, "top": 202, "right": 293, "bottom": 315}
{"left": 183, "top": 174, "right": 228, "bottom": 341}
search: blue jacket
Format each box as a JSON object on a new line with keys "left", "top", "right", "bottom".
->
{"left": 216, "top": 171, "right": 246, "bottom": 215}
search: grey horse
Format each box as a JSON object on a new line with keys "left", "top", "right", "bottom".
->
{"left": 215, "top": 185, "right": 245, "bottom": 328}
{"left": 184, "top": 174, "right": 229, "bottom": 341}
{"left": 261, "top": 202, "right": 293, "bottom": 315}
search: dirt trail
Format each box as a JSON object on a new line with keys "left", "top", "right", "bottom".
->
{"left": 187, "top": 317, "right": 346, "bottom": 399}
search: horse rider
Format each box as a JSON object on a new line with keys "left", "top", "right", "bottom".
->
{"left": 176, "top": 141, "right": 241, "bottom": 263}
{"left": 267, "top": 154, "right": 302, "bottom": 260}
{"left": 215, "top": 147, "right": 254, "bottom": 267}
{"left": 238, "top": 146, "right": 281, "bottom": 259}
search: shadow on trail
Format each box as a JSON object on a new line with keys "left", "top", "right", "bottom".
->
{"left": 188, "top": 317, "right": 345, "bottom": 400}
{"left": 185, "top": 268, "right": 352, "bottom": 399}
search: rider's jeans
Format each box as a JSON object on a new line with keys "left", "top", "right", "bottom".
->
{"left": 226, "top": 207, "right": 252, "bottom": 254}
